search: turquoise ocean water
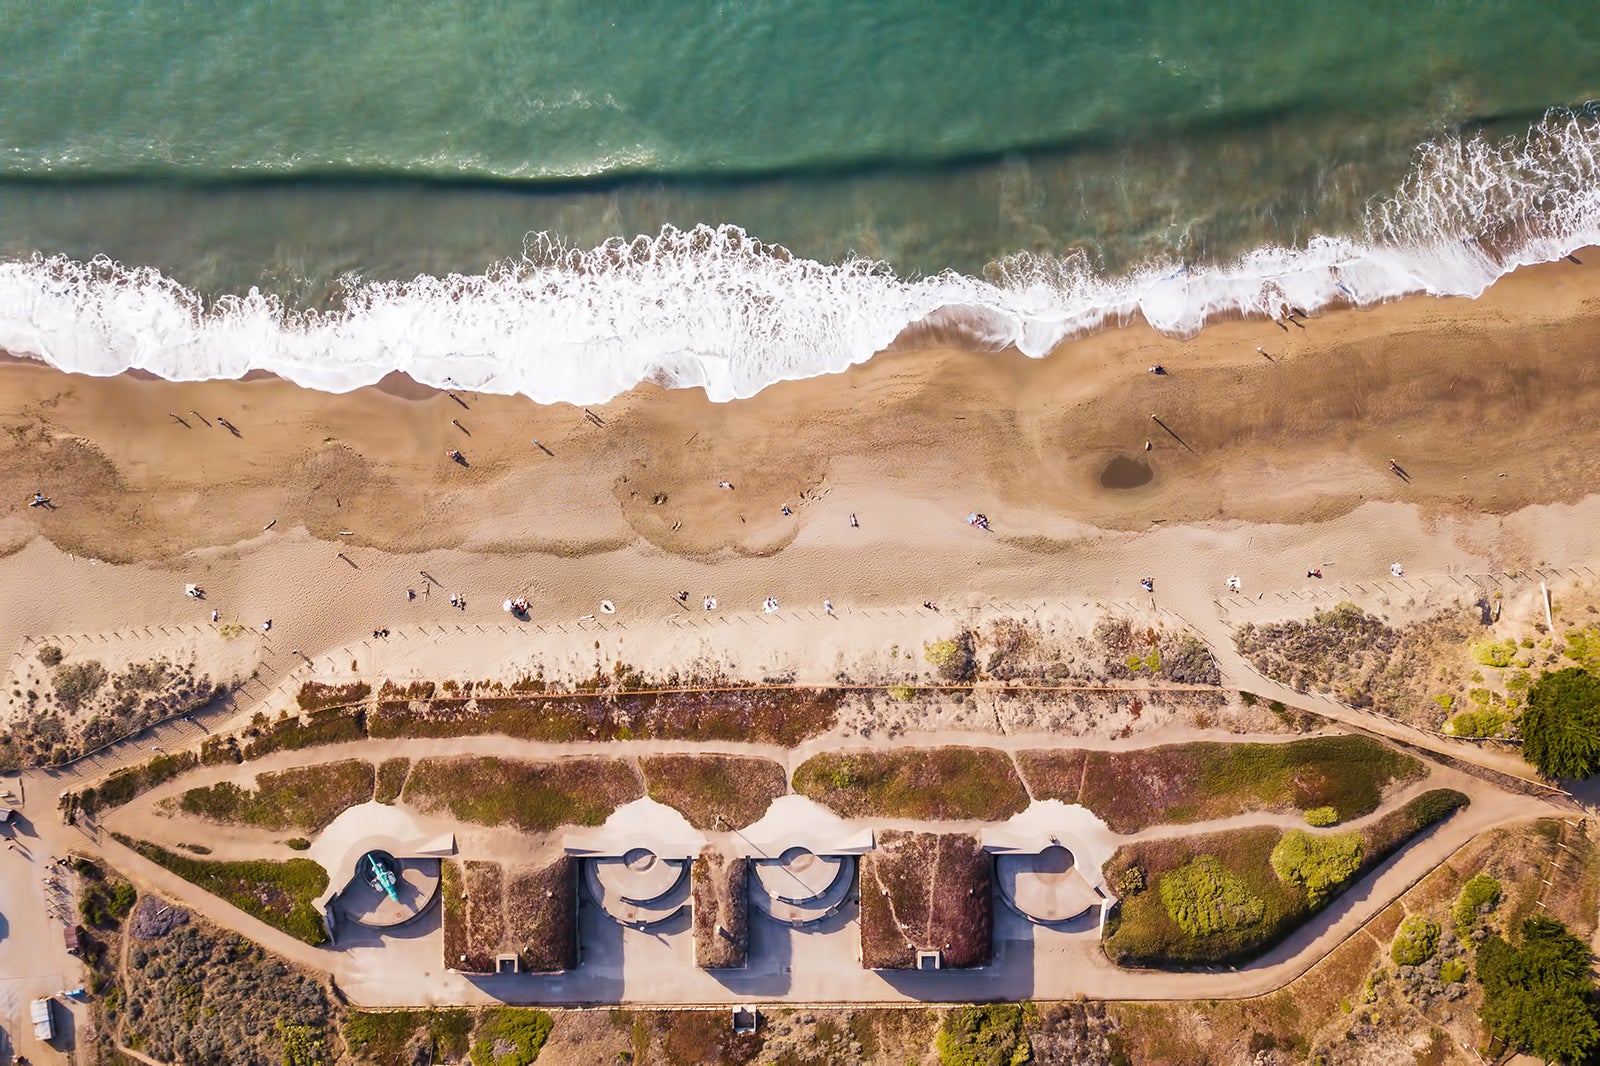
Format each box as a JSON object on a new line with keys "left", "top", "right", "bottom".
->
{"left": 0, "top": 2, "right": 1598, "bottom": 400}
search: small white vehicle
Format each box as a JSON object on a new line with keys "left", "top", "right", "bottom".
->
{"left": 31, "top": 996, "right": 53, "bottom": 1041}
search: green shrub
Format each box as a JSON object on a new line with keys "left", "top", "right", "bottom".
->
{"left": 935, "top": 1004, "right": 1031, "bottom": 1066}
{"left": 1563, "top": 625, "right": 1600, "bottom": 671}
{"left": 1390, "top": 914, "right": 1441, "bottom": 965}
{"left": 1520, "top": 667, "right": 1600, "bottom": 778}
{"left": 36, "top": 644, "right": 63, "bottom": 667}
{"left": 1270, "top": 830, "right": 1362, "bottom": 905}
{"left": 1115, "top": 865, "right": 1145, "bottom": 896}
{"left": 887, "top": 684, "right": 917, "bottom": 702}
{"left": 1451, "top": 873, "right": 1502, "bottom": 931}
{"left": 1446, "top": 708, "right": 1510, "bottom": 738}
{"left": 277, "top": 1021, "right": 329, "bottom": 1066}
{"left": 1473, "top": 640, "right": 1517, "bottom": 668}
{"left": 1440, "top": 958, "right": 1467, "bottom": 983}
{"left": 285, "top": 837, "right": 310, "bottom": 851}
{"left": 1159, "top": 855, "right": 1266, "bottom": 938}
{"left": 1303, "top": 806, "right": 1339, "bottom": 827}
{"left": 1239, "top": 691, "right": 1258, "bottom": 706}
{"left": 924, "top": 631, "right": 977, "bottom": 683}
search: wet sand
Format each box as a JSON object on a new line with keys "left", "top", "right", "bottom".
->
{"left": 2, "top": 253, "right": 1599, "bottom": 569}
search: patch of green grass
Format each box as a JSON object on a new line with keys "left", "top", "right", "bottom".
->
{"left": 114, "top": 834, "right": 328, "bottom": 945}
{"left": 1159, "top": 855, "right": 1266, "bottom": 938}
{"left": 374, "top": 757, "right": 409, "bottom": 804}
{"left": 793, "top": 747, "right": 1028, "bottom": 820}
{"left": 469, "top": 1008, "right": 553, "bottom": 1066}
{"left": 179, "top": 759, "right": 374, "bottom": 832}
{"left": 405, "top": 756, "right": 641, "bottom": 832}
{"left": 78, "top": 751, "right": 199, "bottom": 814}
{"left": 1050, "top": 735, "right": 1421, "bottom": 833}
{"left": 243, "top": 707, "right": 367, "bottom": 759}
{"left": 1561, "top": 624, "right": 1600, "bottom": 671}
{"left": 345, "top": 1009, "right": 473, "bottom": 1064}
{"left": 936, "top": 1003, "right": 1031, "bottom": 1066}
{"left": 1390, "top": 914, "right": 1440, "bottom": 965}
{"left": 640, "top": 754, "right": 788, "bottom": 829}
{"left": 1270, "top": 830, "right": 1363, "bottom": 905}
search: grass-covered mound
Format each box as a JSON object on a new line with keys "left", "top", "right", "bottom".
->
{"left": 442, "top": 858, "right": 577, "bottom": 975}
{"left": 404, "top": 755, "right": 641, "bottom": 832}
{"left": 1102, "top": 789, "right": 1468, "bottom": 966}
{"left": 115, "top": 835, "right": 328, "bottom": 946}
{"left": 859, "top": 831, "right": 992, "bottom": 969}
{"left": 793, "top": 747, "right": 1027, "bottom": 820}
{"left": 640, "top": 753, "right": 788, "bottom": 829}
{"left": 692, "top": 845, "right": 749, "bottom": 969}
{"left": 1020, "top": 735, "right": 1422, "bottom": 833}
{"left": 178, "top": 759, "right": 374, "bottom": 832}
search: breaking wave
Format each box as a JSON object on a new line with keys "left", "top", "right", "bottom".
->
{"left": 2, "top": 107, "right": 1599, "bottom": 404}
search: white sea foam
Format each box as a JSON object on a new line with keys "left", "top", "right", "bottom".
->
{"left": 2, "top": 108, "right": 1599, "bottom": 404}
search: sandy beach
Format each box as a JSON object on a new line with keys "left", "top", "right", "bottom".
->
{"left": 2, "top": 252, "right": 1600, "bottom": 699}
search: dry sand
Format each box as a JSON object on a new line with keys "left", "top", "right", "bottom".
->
{"left": 3, "top": 253, "right": 1600, "bottom": 700}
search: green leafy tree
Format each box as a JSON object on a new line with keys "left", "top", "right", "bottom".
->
{"left": 1477, "top": 916, "right": 1600, "bottom": 1064}
{"left": 1520, "top": 668, "right": 1600, "bottom": 778}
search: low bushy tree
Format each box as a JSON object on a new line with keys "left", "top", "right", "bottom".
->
{"left": 1477, "top": 916, "right": 1600, "bottom": 1064}
{"left": 1520, "top": 668, "right": 1600, "bottom": 779}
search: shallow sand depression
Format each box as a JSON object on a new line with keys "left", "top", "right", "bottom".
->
{"left": 1098, "top": 454, "right": 1154, "bottom": 491}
